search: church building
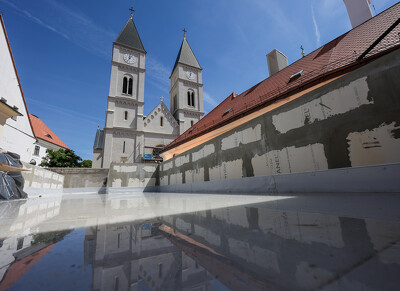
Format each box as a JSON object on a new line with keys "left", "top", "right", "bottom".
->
{"left": 93, "top": 14, "right": 204, "bottom": 168}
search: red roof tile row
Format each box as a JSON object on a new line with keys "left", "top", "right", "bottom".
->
{"left": 29, "top": 114, "right": 69, "bottom": 149}
{"left": 164, "top": 3, "right": 400, "bottom": 152}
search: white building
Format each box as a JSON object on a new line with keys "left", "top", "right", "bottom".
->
{"left": 93, "top": 14, "right": 204, "bottom": 168}
{"left": 0, "top": 14, "right": 36, "bottom": 162}
{"left": 28, "top": 113, "right": 69, "bottom": 166}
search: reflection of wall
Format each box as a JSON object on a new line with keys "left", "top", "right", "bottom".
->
{"left": 84, "top": 221, "right": 213, "bottom": 291}
{"left": 162, "top": 204, "right": 400, "bottom": 290}
{"left": 159, "top": 50, "right": 400, "bottom": 186}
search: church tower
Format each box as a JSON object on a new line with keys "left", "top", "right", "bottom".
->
{"left": 101, "top": 13, "right": 146, "bottom": 167}
{"left": 170, "top": 33, "right": 204, "bottom": 134}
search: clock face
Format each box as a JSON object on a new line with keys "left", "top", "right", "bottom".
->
{"left": 123, "top": 53, "right": 135, "bottom": 64}
{"left": 186, "top": 71, "right": 195, "bottom": 80}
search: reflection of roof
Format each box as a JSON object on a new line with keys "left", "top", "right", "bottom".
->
{"left": 114, "top": 17, "right": 145, "bottom": 52}
{"left": 163, "top": 3, "right": 400, "bottom": 152}
{"left": 172, "top": 37, "right": 201, "bottom": 73}
{"left": 0, "top": 244, "right": 55, "bottom": 290}
{"left": 29, "top": 114, "right": 69, "bottom": 149}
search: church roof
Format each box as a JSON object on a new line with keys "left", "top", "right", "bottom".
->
{"left": 29, "top": 114, "right": 69, "bottom": 149}
{"left": 114, "top": 17, "right": 145, "bottom": 53}
{"left": 163, "top": 3, "right": 400, "bottom": 152}
{"left": 93, "top": 128, "right": 104, "bottom": 150}
{"left": 172, "top": 37, "right": 201, "bottom": 73}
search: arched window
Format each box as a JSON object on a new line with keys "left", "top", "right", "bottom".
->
{"left": 124, "top": 111, "right": 128, "bottom": 120}
{"left": 187, "top": 90, "right": 195, "bottom": 106}
{"left": 122, "top": 77, "right": 128, "bottom": 94}
{"left": 128, "top": 78, "right": 133, "bottom": 95}
{"left": 160, "top": 116, "right": 164, "bottom": 127}
{"left": 122, "top": 76, "right": 133, "bottom": 95}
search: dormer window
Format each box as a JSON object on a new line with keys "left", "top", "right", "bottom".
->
{"left": 187, "top": 90, "right": 195, "bottom": 106}
{"left": 45, "top": 134, "right": 52, "bottom": 139}
{"left": 289, "top": 70, "right": 303, "bottom": 83}
{"left": 122, "top": 76, "right": 133, "bottom": 95}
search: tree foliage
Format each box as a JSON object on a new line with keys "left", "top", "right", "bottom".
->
{"left": 39, "top": 149, "right": 90, "bottom": 168}
{"left": 81, "top": 160, "right": 92, "bottom": 168}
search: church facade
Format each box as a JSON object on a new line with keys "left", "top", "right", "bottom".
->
{"left": 92, "top": 15, "right": 204, "bottom": 168}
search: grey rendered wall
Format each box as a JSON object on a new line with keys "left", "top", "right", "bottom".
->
{"left": 49, "top": 168, "right": 109, "bottom": 188}
{"left": 22, "top": 162, "right": 64, "bottom": 192}
{"left": 107, "top": 163, "right": 158, "bottom": 188}
{"left": 158, "top": 49, "right": 400, "bottom": 187}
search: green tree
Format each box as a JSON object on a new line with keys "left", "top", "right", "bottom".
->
{"left": 39, "top": 148, "right": 83, "bottom": 168}
{"left": 81, "top": 160, "right": 92, "bottom": 168}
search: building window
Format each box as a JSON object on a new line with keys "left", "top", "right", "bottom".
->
{"left": 173, "top": 95, "right": 177, "bottom": 112}
{"left": 122, "top": 77, "right": 128, "bottom": 94}
{"left": 191, "top": 120, "right": 194, "bottom": 127}
{"left": 160, "top": 116, "right": 164, "bottom": 127}
{"left": 124, "top": 111, "right": 128, "bottom": 120}
{"left": 187, "top": 90, "right": 195, "bottom": 106}
{"left": 122, "top": 76, "right": 133, "bottom": 95}
{"left": 17, "top": 238, "right": 24, "bottom": 250}
{"left": 34, "top": 145, "right": 40, "bottom": 156}
{"left": 123, "top": 141, "right": 126, "bottom": 153}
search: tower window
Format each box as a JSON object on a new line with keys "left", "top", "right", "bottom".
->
{"left": 173, "top": 95, "right": 177, "bottom": 112}
{"left": 128, "top": 78, "right": 133, "bottom": 95}
{"left": 122, "top": 77, "right": 128, "bottom": 94}
{"left": 124, "top": 111, "right": 128, "bottom": 120}
{"left": 160, "top": 116, "right": 164, "bottom": 127}
{"left": 191, "top": 120, "right": 194, "bottom": 127}
{"left": 122, "top": 76, "right": 133, "bottom": 95}
{"left": 187, "top": 90, "right": 195, "bottom": 106}
{"left": 123, "top": 141, "right": 126, "bottom": 153}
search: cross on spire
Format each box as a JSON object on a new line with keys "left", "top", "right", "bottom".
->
{"left": 129, "top": 7, "right": 135, "bottom": 18}
{"left": 183, "top": 28, "right": 187, "bottom": 38}
{"left": 300, "top": 45, "right": 305, "bottom": 57}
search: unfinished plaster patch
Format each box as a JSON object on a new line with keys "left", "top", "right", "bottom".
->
{"left": 295, "top": 261, "right": 334, "bottom": 289}
{"left": 192, "top": 144, "right": 215, "bottom": 162}
{"left": 185, "top": 168, "right": 204, "bottom": 184}
{"left": 209, "top": 159, "right": 243, "bottom": 181}
{"left": 160, "top": 176, "right": 168, "bottom": 186}
{"left": 347, "top": 122, "right": 400, "bottom": 167}
{"left": 175, "top": 154, "right": 190, "bottom": 167}
{"left": 251, "top": 143, "right": 328, "bottom": 176}
{"left": 163, "top": 161, "right": 173, "bottom": 171}
{"left": 143, "top": 166, "right": 156, "bottom": 172}
{"left": 128, "top": 178, "right": 140, "bottom": 187}
{"left": 272, "top": 77, "right": 372, "bottom": 134}
{"left": 170, "top": 172, "right": 183, "bottom": 185}
{"left": 111, "top": 178, "right": 122, "bottom": 188}
{"left": 143, "top": 178, "right": 156, "bottom": 187}
{"left": 221, "top": 124, "right": 262, "bottom": 150}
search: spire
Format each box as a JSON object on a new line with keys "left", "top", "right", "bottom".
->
{"left": 114, "top": 15, "right": 145, "bottom": 52}
{"left": 172, "top": 35, "right": 201, "bottom": 73}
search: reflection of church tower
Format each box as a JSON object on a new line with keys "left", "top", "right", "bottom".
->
{"left": 170, "top": 32, "right": 204, "bottom": 134}
{"left": 101, "top": 13, "right": 146, "bottom": 167}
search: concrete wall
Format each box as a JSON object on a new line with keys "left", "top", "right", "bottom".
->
{"left": 107, "top": 163, "right": 157, "bottom": 188}
{"left": 49, "top": 168, "right": 109, "bottom": 189}
{"left": 158, "top": 49, "right": 400, "bottom": 187}
{"left": 21, "top": 162, "right": 64, "bottom": 192}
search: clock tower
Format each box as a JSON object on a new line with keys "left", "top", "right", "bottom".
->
{"left": 170, "top": 35, "right": 204, "bottom": 135}
{"left": 101, "top": 14, "right": 146, "bottom": 167}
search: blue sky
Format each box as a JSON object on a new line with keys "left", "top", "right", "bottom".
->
{"left": 0, "top": 0, "right": 398, "bottom": 160}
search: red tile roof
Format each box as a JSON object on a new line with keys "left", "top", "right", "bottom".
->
{"left": 29, "top": 114, "right": 69, "bottom": 149}
{"left": 163, "top": 3, "right": 400, "bottom": 152}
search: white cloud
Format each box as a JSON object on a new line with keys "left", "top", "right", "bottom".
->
{"left": 311, "top": 3, "right": 321, "bottom": 47}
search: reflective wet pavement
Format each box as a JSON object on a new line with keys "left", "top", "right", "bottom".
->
{"left": 0, "top": 192, "right": 399, "bottom": 290}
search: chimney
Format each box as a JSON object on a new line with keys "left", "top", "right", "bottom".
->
{"left": 343, "top": 0, "right": 373, "bottom": 28}
{"left": 266, "top": 49, "right": 288, "bottom": 77}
